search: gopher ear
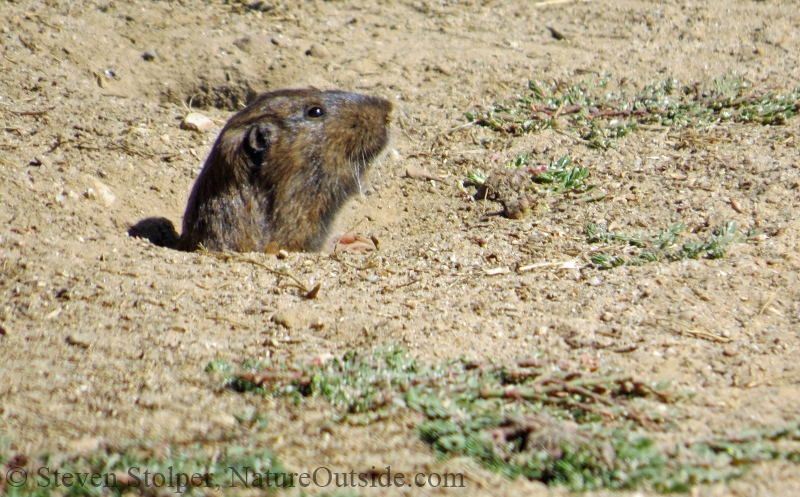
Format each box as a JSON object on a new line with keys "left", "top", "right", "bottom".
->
{"left": 244, "top": 123, "right": 271, "bottom": 156}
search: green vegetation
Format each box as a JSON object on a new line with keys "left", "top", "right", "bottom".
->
{"left": 0, "top": 439, "right": 285, "bottom": 496}
{"left": 214, "top": 349, "right": 800, "bottom": 492}
{"left": 468, "top": 155, "right": 595, "bottom": 195}
{"left": 587, "top": 221, "right": 747, "bottom": 268}
{"left": 526, "top": 155, "right": 595, "bottom": 194}
{"left": 466, "top": 75, "right": 800, "bottom": 149}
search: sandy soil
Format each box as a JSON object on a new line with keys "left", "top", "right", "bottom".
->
{"left": 1, "top": 0, "right": 800, "bottom": 495}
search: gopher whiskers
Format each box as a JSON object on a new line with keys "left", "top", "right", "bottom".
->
{"left": 350, "top": 157, "right": 363, "bottom": 195}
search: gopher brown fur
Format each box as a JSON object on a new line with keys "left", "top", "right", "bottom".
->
{"left": 130, "top": 89, "right": 392, "bottom": 253}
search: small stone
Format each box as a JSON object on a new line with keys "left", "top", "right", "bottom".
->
{"left": 232, "top": 37, "right": 251, "bottom": 50}
{"left": 67, "top": 331, "right": 98, "bottom": 348}
{"left": 586, "top": 276, "right": 602, "bottom": 286}
{"left": 406, "top": 164, "right": 440, "bottom": 181}
{"left": 600, "top": 312, "right": 614, "bottom": 322}
{"left": 33, "top": 155, "right": 52, "bottom": 168}
{"left": 0, "top": 323, "right": 8, "bottom": 336}
{"left": 276, "top": 249, "right": 289, "bottom": 259}
{"left": 181, "top": 113, "right": 215, "bottom": 132}
{"left": 309, "top": 318, "right": 325, "bottom": 330}
{"left": 209, "top": 412, "right": 237, "bottom": 430}
{"left": 66, "top": 438, "right": 101, "bottom": 455}
{"left": 305, "top": 353, "right": 334, "bottom": 366}
{"left": 306, "top": 44, "right": 331, "bottom": 59}
{"left": 142, "top": 50, "right": 158, "bottom": 61}
{"left": 433, "top": 62, "right": 453, "bottom": 76}
{"left": 271, "top": 36, "right": 291, "bottom": 47}
{"left": 350, "top": 59, "right": 380, "bottom": 76}
{"left": 83, "top": 175, "right": 116, "bottom": 206}
{"left": 722, "top": 346, "right": 739, "bottom": 357}
{"left": 271, "top": 311, "right": 297, "bottom": 330}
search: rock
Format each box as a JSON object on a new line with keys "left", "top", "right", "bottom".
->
{"left": 142, "top": 50, "right": 158, "bottom": 61}
{"left": 586, "top": 276, "right": 602, "bottom": 286}
{"left": 66, "top": 438, "right": 101, "bottom": 455}
{"left": 181, "top": 113, "right": 214, "bottom": 132}
{"left": 722, "top": 345, "right": 739, "bottom": 357}
{"left": 475, "top": 168, "right": 538, "bottom": 219}
{"left": 350, "top": 59, "right": 380, "bottom": 76}
{"left": 405, "top": 164, "right": 440, "bottom": 181}
{"left": 232, "top": 37, "right": 251, "bottom": 50}
{"left": 433, "top": 62, "right": 453, "bottom": 76}
{"left": 82, "top": 175, "right": 116, "bottom": 206}
{"left": 270, "top": 36, "right": 291, "bottom": 47}
{"left": 67, "top": 331, "right": 98, "bottom": 348}
{"left": 271, "top": 311, "right": 298, "bottom": 330}
{"left": 209, "top": 411, "right": 237, "bottom": 430}
{"left": 33, "top": 155, "right": 53, "bottom": 168}
{"left": 306, "top": 44, "right": 331, "bottom": 59}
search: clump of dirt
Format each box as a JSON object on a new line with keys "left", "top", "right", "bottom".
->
{"left": 475, "top": 168, "right": 540, "bottom": 219}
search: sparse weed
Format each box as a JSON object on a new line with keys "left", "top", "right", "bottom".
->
{"left": 467, "top": 155, "right": 594, "bottom": 196}
{"left": 214, "top": 349, "right": 800, "bottom": 492}
{"left": 467, "top": 75, "right": 800, "bottom": 149}
{"left": 532, "top": 156, "right": 595, "bottom": 194}
{"left": 588, "top": 221, "right": 743, "bottom": 268}
{"left": 466, "top": 171, "right": 487, "bottom": 186}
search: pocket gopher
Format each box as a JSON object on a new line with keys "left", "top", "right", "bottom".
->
{"left": 130, "top": 88, "right": 392, "bottom": 253}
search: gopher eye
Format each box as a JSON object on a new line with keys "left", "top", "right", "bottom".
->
{"left": 306, "top": 106, "right": 324, "bottom": 118}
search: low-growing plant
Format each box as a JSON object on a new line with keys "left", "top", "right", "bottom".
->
{"left": 587, "top": 221, "right": 744, "bottom": 268}
{"left": 466, "top": 75, "right": 800, "bottom": 149}
{"left": 213, "top": 349, "right": 800, "bottom": 493}
{"left": 467, "top": 155, "right": 594, "bottom": 195}
{"left": 531, "top": 156, "right": 595, "bottom": 194}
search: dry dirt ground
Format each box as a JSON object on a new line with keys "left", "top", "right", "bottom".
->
{"left": 2, "top": 0, "right": 800, "bottom": 495}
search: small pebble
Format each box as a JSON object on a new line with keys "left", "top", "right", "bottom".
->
{"left": 33, "top": 155, "right": 53, "bottom": 168}
{"left": 600, "top": 312, "right": 614, "bottom": 322}
{"left": 306, "top": 44, "right": 331, "bottom": 59}
{"left": 406, "top": 164, "right": 440, "bottom": 181}
{"left": 271, "top": 311, "right": 297, "bottom": 330}
{"left": 67, "top": 331, "right": 98, "bottom": 348}
{"left": 181, "top": 113, "right": 214, "bottom": 132}
{"left": 83, "top": 175, "right": 116, "bottom": 206}
{"left": 586, "top": 276, "right": 602, "bottom": 286}
{"left": 142, "top": 50, "right": 158, "bottom": 61}
{"left": 209, "top": 412, "right": 237, "bottom": 430}
{"left": 722, "top": 345, "right": 739, "bottom": 357}
{"left": 66, "top": 438, "right": 101, "bottom": 455}
{"left": 271, "top": 36, "right": 291, "bottom": 47}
